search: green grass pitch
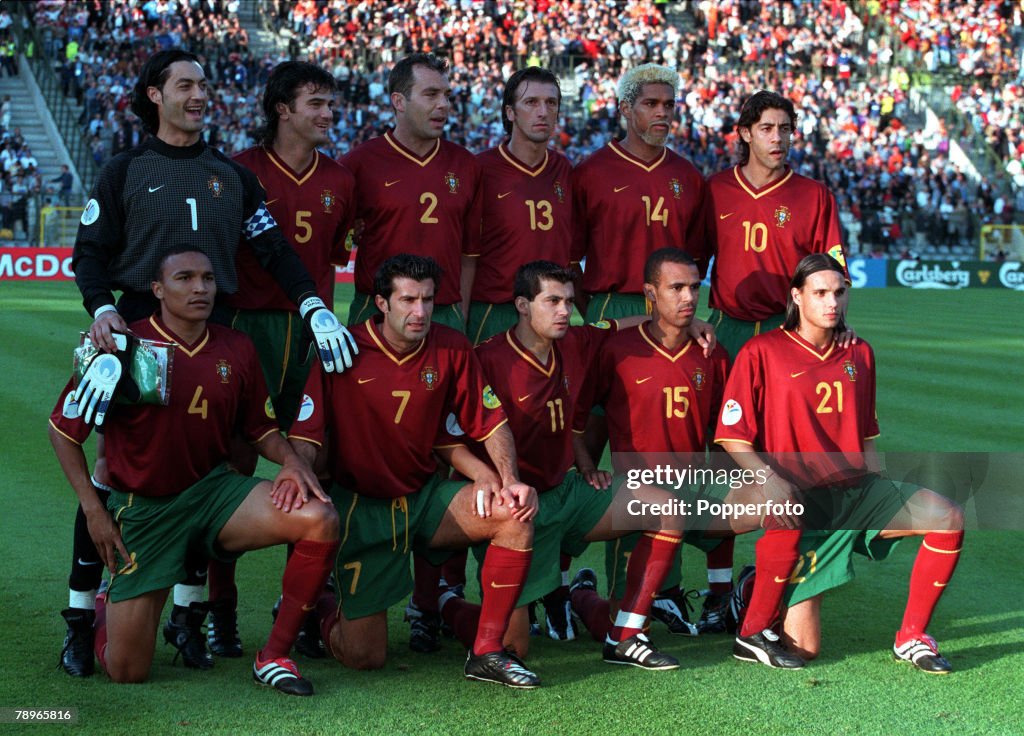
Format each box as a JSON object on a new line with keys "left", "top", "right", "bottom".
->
{"left": 1, "top": 281, "right": 1021, "bottom": 735}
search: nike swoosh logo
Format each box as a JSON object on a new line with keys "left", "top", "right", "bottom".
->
{"left": 517, "top": 394, "right": 531, "bottom": 402}
{"left": 357, "top": 378, "right": 375, "bottom": 384}
{"left": 148, "top": 185, "right": 164, "bottom": 193}
{"left": 301, "top": 603, "right": 316, "bottom": 611}
{"left": 774, "top": 576, "right": 790, "bottom": 583}
{"left": 77, "top": 558, "right": 102, "bottom": 566}
{"left": 635, "top": 377, "right": 653, "bottom": 384}
{"left": 265, "top": 198, "right": 279, "bottom": 206}
{"left": 613, "top": 185, "right": 629, "bottom": 193}
{"left": 490, "top": 581, "right": 519, "bottom": 589}
{"left": 933, "top": 581, "right": 948, "bottom": 588}
{"left": 790, "top": 371, "right": 806, "bottom": 378}
{"left": 384, "top": 180, "right": 401, "bottom": 187}
{"left": 719, "top": 212, "right": 734, "bottom": 220}
{"left": 497, "top": 191, "right": 512, "bottom": 199}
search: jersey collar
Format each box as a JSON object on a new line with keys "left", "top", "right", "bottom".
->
{"left": 782, "top": 328, "right": 836, "bottom": 361}
{"left": 732, "top": 165, "right": 794, "bottom": 199}
{"left": 498, "top": 142, "right": 548, "bottom": 177}
{"left": 608, "top": 139, "right": 667, "bottom": 172}
{"left": 149, "top": 315, "right": 209, "bottom": 357}
{"left": 505, "top": 328, "right": 557, "bottom": 378}
{"left": 384, "top": 130, "right": 440, "bottom": 167}
{"left": 638, "top": 322, "right": 694, "bottom": 363}
{"left": 366, "top": 316, "right": 426, "bottom": 365}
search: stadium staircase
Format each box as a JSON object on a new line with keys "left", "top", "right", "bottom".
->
{"left": 237, "top": 0, "right": 284, "bottom": 59}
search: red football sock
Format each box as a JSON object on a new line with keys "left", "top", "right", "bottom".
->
{"left": 609, "top": 531, "right": 682, "bottom": 642}
{"left": 411, "top": 553, "right": 443, "bottom": 613}
{"left": 316, "top": 589, "right": 339, "bottom": 657}
{"left": 94, "top": 590, "right": 108, "bottom": 671}
{"left": 706, "top": 536, "right": 735, "bottom": 595}
{"left": 440, "top": 596, "right": 482, "bottom": 650}
{"left": 898, "top": 531, "right": 964, "bottom": 642}
{"left": 571, "top": 588, "right": 612, "bottom": 642}
{"left": 263, "top": 539, "right": 338, "bottom": 660}
{"left": 739, "top": 529, "right": 801, "bottom": 637}
{"left": 207, "top": 558, "right": 237, "bottom": 606}
{"left": 441, "top": 550, "right": 468, "bottom": 588}
{"left": 473, "top": 544, "right": 530, "bottom": 655}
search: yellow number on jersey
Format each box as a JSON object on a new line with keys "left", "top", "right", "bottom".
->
{"left": 525, "top": 199, "right": 554, "bottom": 231}
{"left": 815, "top": 381, "right": 844, "bottom": 414}
{"left": 187, "top": 386, "right": 208, "bottom": 420}
{"left": 662, "top": 386, "right": 690, "bottom": 418}
{"left": 420, "top": 192, "right": 439, "bottom": 224}
{"left": 642, "top": 195, "right": 669, "bottom": 227}
{"left": 742, "top": 220, "right": 769, "bottom": 252}
{"left": 342, "top": 561, "right": 362, "bottom": 595}
{"left": 294, "top": 210, "right": 313, "bottom": 244}
{"left": 391, "top": 390, "right": 411, "bottom": 424}
{"left": 545, "top": 398, "right": 565, "bottom": 432}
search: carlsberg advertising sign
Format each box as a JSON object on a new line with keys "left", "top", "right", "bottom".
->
{"left": 888, "top": 260, "right": 1018, "bottom": 289}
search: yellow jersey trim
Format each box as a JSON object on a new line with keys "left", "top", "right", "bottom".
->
{"left": 498, "top": 142, "right": 548, "bottom": 177}
{"left": 608, "top": 139, "right": 666, "bottom": 173}
{"left": 365, "top": 318, "right": 426, "bottom": 366}
{"left": 384, "top": 130, "right": 440, "bottom": 167}
{"left": 732, "top": 165, "right": 794, "bottom": 200}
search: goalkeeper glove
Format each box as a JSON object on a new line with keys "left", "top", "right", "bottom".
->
{"left": 299, "top": 297, "right": 358, "bottom": 373}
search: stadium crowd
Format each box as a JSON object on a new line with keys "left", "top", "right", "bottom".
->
{"left": 23, "top": 0, "right": 1024, "bottom": 255}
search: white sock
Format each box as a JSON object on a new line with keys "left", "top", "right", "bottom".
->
{"left": 708, "top": 568, "right": 733, "bottom": 585}
{"left": 69, "top": 588, "right": 97, "bottom": 611}
{"left": 173, "top": 583, "right": 206, "bottom": 608}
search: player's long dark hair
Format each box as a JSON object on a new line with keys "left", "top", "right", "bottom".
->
{"left": 783, "top": 254, "right": 848, "bottom": 333}
{"left": 131, "top": 49, "right": 202, "bottom": 135}
{"left": 256, "top": 62, "right": 337, "bottom": 148}
{"left": 735, "top": 90, "right": 797, "bottom": 166}
{"left": 375, "top": 254, "right": 443, "bottom": 301}
{"left": 502, "top": 67, "right": 561, "bottom": 135}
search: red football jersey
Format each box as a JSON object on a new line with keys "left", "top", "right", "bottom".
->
{"left": 227, "top": 147, "right": 355, "bottom": 311}
{"left": 571, "top": 140, "right": 708, "bottom": 294}
{"left": 582, "top": 323, "right": 729, "bottom": 466}
{"left": 707, "top": 166, "right": 846, "bottom": 321}
{"left": 289, "top": 318, "right": 506, "bottom": 498}
{"left": 714, "top": 328, "right": 879, "bottom": 487}
{"left": 471, "top": 144, "right": 574, "bottom": 303}
{"left": 49, "top": 317, "right": 276, "bottom": 497}
{"left": 467, "top": 326, "right": 610, "bottom": 490}
{"left": 340, "top": 132, "right": 482, "bottom": 305}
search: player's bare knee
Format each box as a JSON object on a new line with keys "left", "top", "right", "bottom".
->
{"left": 105, "top": 657, "right": 150, "bottom": 684}
{"left": 343, "top": 646, "right": 386, "bottom": 671}
{"left": 295, "top": 500, "right": 339, "bottom": 542}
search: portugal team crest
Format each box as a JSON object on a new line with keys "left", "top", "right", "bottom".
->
{"left": 420, "top": 366, "right": 439, "bottom": 390}
{"left": 669, "top": 178, "right": 682, "bottom": 200}
{"left": 842, "top": 360, "right": 857, "bottom": 382}
{"left": 216, "top": 359, "right": 231, "bottom": 383}
{"left": 692, "top": 367, "right": 706, "bottom": 391}
{"left": 773, "top": 205, "right": 791, "bottom": 228}
{"left": 553, "top": 180, "right": 565, "bottom": 203}
{"left": 321, "top": 189, "right": 334, "bottom": 213}
{"left": 445, "top": 171, "right": 459, "bottom": 194}
{"left": 208, "top": 175, "right": 224, "bottom": 197}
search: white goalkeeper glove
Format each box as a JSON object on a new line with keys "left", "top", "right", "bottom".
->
{"left": 299, "top": 296, "right": 358, "bottom": 373}
{"left": 74, "top": 352, "right": 123, "bottom": 426}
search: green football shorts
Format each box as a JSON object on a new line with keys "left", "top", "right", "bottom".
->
{"left": 348, "top": 291, "right": 466, "bottom": 334}
{"left": 473, "top": 471, "right": 613, "bottom": 607}
{"left": 106, "top": 464, "right": 261, "bottom": 603}
{"left": 783, "top": 475, "right": 923, "bottom": 606}
{"left": 467, "top": 302, "right": 518, "bottom": 346}
{"left": 231, "top": 309, "right": 313, "bottom": 432}
{"left": 584, "top": 291, "right": 649, "bottom": 323}
{"left": 330, "top": 475, "right": 464, "bottom": 619}
{"left": 708, "top": 310, "right": 785, "bottom": 360}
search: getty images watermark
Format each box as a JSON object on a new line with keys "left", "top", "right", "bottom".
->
{"left": 623, "top": 465, "right": 804, "bottom": 522}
